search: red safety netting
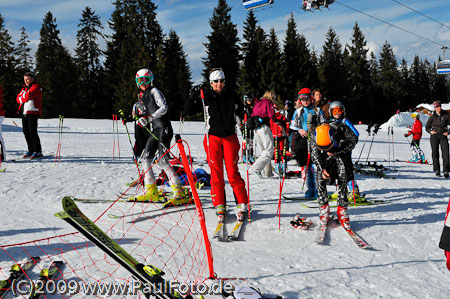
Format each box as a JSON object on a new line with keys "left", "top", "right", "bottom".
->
{"left": 0, "top": 139, "right": 214, "bottom": 298}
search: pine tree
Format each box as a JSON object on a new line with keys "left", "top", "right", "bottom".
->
{"left": 318, "top": 27, "right": 345, "bottom": 103}
{"left": 155, "top": 30, "right": 192, "bottom": 120}
{"left": 281, "top": 13, "right": 300, "bottom": 101}
{"left": 345, "top": 22, "right": 371, "bottom": 121}
{"left": 378, "top": 41, "right": 400, "bottom": 119}
{"left": 15, "top": 27, "right": 33, "bottom": 73}
{"left": 297, "top": 33, "right": 314, "bottom": 89}
{"left": 104, "top": 0, "right": 163, "bottom": 114}
{"left": 410, "top": 55, "right": 432, "bottom": 108}
{"left": 262, "top": 28, "right": 283, "bottom": 99}
{"left": 398, "top": 58, "right": 412, "bottom": 111}
{"left": 75, "top": 7, "right": 105, "bottom": 118}
{"left": 0, "top": 13, "right": 17, "bottom": 116}
{"left": 36, "top": 11, "right": 78, "bottom": 118}
{"left": 202, "top": 0, "right": 240, "bottom": 92}
{"left": 239, "top": 10, "right": 260, "bottom": 97}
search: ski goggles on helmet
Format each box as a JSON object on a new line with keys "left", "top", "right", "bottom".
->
{"left": 136, "top": 76, "right": 152, "bottom": 86}
{"left": 331, "top": 107, "right": 344, "bottom": 114}
{"left": 298, "top": 94, "right": 310, "bottom": 101}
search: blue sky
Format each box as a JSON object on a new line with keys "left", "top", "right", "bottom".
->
{"left": 1, "top": 0, "right": 450, "bottom": 84}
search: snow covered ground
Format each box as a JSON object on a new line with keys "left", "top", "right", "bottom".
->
{"left": 1, "top": 117, "right": 449, "bottom": 298}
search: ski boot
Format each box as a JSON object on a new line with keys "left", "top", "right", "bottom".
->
{"left": 319, "top": 204, "right": 330, "bottom": 228}
{"left": 129, "top": 183, "right": 166, "bottom": 203}
{"left": 216, "top": 204, "right": 226, "bottom": 223}
{"left": 337, "top": 206, "right": 350, "bottom": 229}
{"left": 163, "top": 185, "right": 191, "bottom": 208}
{"left": 409, "top": 155, "right": 419, "bottom": 163}
{"left": 236, "top": 203, "right": 248, "bottom": 221}
{"left": 420, "top": 154, "right": 427, "bottom": 163}
{"left": 347, "top": 180, "right": 362, "bottom": 202}
{"left": 290, "top": 213, "right": 313, "bottom": 230}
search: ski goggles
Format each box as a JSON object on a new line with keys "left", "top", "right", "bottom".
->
{"left": 212, "top": 79, "right": 225, "bottom": 83}
{"left": 331, "top": 107, "right": 344, "bottom": 114}
{"left": 298, "top": 94, "right": 310, "bottom": 101}
{"left": 136, "top": 76, "right": 152, "bottom": 86}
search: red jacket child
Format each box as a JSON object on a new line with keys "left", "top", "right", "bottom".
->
{"left": 405, "top": 114, "right": 422, "bottom": 140}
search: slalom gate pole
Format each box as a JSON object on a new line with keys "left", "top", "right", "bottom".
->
{"left": 115, "top": 114, "right": 120, "bottom": 159}
{"left": 200, "top": 89, "right": 216, "bottom": 204}
{"left": 112, "top": 114, "right": 116, "bottom": 160}
{"left": 175, "top": 134, "right": 215, "bottom": 279}
{"left": 387, "top": 126, "right": 391, "bottom": 169}
{"left": 54, "top": 115, "right": 64, "bottom": 164}
{"left": 243, "top": 113, "right": 251, "bottom": 221}
{"left": 391, "top": 127, "right": 396, "bottom": 171}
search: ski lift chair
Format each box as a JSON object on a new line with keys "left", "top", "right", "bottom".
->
{"left": 243, "top": 0, "right": 274, "bottom": 10}
{"left": 437, "top": 60, "right": 450, "bottom": 75}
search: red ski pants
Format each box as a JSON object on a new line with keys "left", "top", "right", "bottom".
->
{"left": 203, "top": 134, "right": 248, "bottom": 207}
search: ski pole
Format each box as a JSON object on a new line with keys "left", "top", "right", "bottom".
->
{"left": 391, "top": 127, "right": 396, "bottom": 171}
{"left": 387, "top": 126, "right": 391, "bottom": 169}
{"left": 244, "top": 113, "right": 251, "bottom": 222}
{"left": 118, "top": 110, "right": 142, "bottom": 178}
{"left": 355, "top": 125, "right": 372, "bottom": 164}
{"left": 115, "top": 114, "right": 120, "bottom": 159}
{"left": 364, "top": 123, "right": 380, "bottom": 164}
{"left": 54, "top": 115, "right": 64, "bottom": 164}
{"left": 112, "top": 114, "right": 116, "bottom": 160}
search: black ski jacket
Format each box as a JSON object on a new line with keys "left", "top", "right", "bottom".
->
{"left": 425, "top": 110, "right": 450, "bottom": 135}
{"left": 203, "top": 87, "right": 244, "bottom": 138}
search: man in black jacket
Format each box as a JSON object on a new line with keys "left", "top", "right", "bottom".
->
{"left": 425, "top": 101, "right": 450, "bottom": 178}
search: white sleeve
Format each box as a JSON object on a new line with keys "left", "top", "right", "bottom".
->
{"left": 150, "top": 88, "right": 168, "bottom": 119}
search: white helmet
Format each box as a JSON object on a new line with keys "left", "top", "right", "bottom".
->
{"left": 135, "top": 68, "right": 154, "bottom": 87}
{"left": 329, "top": 101, "right": 345, "bottom": 117}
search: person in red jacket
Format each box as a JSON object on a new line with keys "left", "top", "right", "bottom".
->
{"left": 404, "top": 112, "right": 425, "bottom": 163}
{"left": 16, "top": 72, "right": 43, "bottom": 158}
{"left": 0, "top": 84, "right": 5, "bottom": 161}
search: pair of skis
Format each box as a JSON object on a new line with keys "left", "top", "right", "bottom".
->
{"left": 0, "top": 257, "right": 64, "bottom": 299}
{"left": 315, "top": 214, "right": 370, "bottom": 249}
{"left": 55, "top": 196, "right": 193, "bottom": 299}
{"left": 214, "top": 212, "right": 247, "bottom": 242}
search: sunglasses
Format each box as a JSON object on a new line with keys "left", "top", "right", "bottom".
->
{"left": 213, "top": 79, "right": 225, "bottom": 83}
{"left": 136, "top": 76, "right": 152, "bottom": 86}
{"left": 299, "top": 97, "right": 310, "bottom": 101}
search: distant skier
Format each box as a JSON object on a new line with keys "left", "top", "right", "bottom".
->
{"left": 250, "top": 90, "right": 277, "bottom": 178}
{"left": 128, "top": 68, "right": 190, "bottom": 206}
{"left": 310, "top": 122, "right": 358, "bottom": 230}
{"left": 425, "top": 101, "right": 450, "bottom": 178}
{"left": 404, "top": 112, "right": 426, "bottom": 163}
{"left": 16, "top": 72, "right": 43, "bottom": 159}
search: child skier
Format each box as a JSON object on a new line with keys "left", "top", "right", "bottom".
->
{"left": 128, "top": 68, "right": 189, "bottom": 206}
{"left": 328, "top": 101, "right": 361, "bottom": 201}
{"left": 290, "top": 88, "right": 326, "bottom": 198}
{"left": 310, "top": 122, "right": 358, "bottom": 230}
{"left": 404, "top": 112, "right": 426, "bottom": 163}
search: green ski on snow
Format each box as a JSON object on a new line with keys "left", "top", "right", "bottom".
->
{"left": 55, "top": 196, "right": 193, "bottom": 299}
{"left": 0, "top": 256, "right": 40, "bottom": 297}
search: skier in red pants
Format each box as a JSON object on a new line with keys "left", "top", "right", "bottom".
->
{"left": 202, "top": 69, "right": 249, "bottom": 223}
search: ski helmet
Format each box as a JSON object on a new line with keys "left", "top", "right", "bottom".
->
{"left": 297, "top": 88, "right": 312, "bottom": 101}
{"left": 135, "top": 69, "right": 154, "bottom": 87}
{"left": 329, "top": 101, "right": 345, "bottom": 117}
{"left": 314, "top": 123, "right": 335, "bottom": 151}
{"left": 411, "top": 112, "right": 419, "bottom": 119}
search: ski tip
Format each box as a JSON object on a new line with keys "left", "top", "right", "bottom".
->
{"left": 54, "top": 211, "right": 68, "bottom": 219}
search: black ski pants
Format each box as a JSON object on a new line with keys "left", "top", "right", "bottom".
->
{"left": 134, "top": 122, "right": 151, "bottom": 159}
{"left": 22, "top": 114, "right": 41, "bottom": 153}
{"left": 430, "top": 134, "right": 450, "bottom": 173}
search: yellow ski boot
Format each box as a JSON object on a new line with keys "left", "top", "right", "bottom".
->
{"left": 163, "top": 185, "right": 192, "bottom": 208}
{"left": 128, "top": 184, "right": 166, "bottom": 203}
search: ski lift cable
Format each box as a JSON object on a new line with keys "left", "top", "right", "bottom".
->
{"left": 391, "top": 0, "right": 450, "bottom": 31}
{"left": 334, "top": 0, "right": 448, "bottom": 49}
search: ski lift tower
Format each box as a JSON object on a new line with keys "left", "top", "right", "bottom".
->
{"left": 243, "top": 0, "right": 274, "bottom": 10}
{"left": 437, "top": 46, "right": 450, "bottom": 75}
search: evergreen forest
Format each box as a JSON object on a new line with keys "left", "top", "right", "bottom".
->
{"left": 0, "top": 0, "right": 449, "bottom": 123}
